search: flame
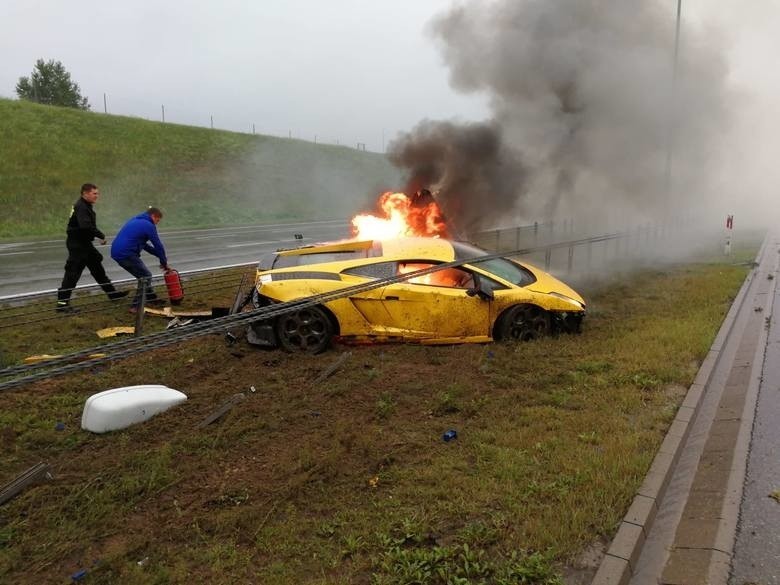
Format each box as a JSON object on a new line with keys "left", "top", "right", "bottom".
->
{"left": 351, "top": 191, "right": 449, "bottom": 241}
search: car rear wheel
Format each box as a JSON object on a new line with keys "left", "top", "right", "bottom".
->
{"left": 496, "top": 304, "right": 550, "bottom": 342}
{"left": 275, "top": 306, "right": 334, "bottom": 354}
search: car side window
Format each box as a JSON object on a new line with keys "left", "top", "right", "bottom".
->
{"left": 397, "top": 262, "right": 475, "bottom": 289}
{"left": 477, "top": 273, "right": 508, "bottom": 293}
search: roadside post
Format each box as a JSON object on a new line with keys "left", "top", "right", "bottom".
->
{"left": 724, "top": 214, "right": 733, "bottom": 256}
{"left": 134, "top": 280, "right": 147, "bottom": 337}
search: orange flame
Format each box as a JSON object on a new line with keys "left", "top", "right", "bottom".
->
{"left": 351, "top": 191, "right": 449, "bottom": 241}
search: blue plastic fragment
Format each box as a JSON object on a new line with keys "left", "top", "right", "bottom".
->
{"left": 442, "top": 429, "right": 458, "bottom": 442}
{"left": 71, "top": 569, "right": 88, "bottom": 581}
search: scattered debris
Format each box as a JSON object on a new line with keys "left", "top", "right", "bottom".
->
{"left": 82, "top": 385, "right": 188, "bottom": 434}
{"left": 249, "top": 385, "right": 257, "bottom": 393}
{"left": 442, "top": 429, "right": 458, "bottom": 442}
{"left": 165, "top": 317, "right": 195, "bottom": 330}
{"left": 769, "top": 490, "right": 780, "bottom": 504}
{"left": 368, "top": 475, "right": 379, "bottom": 488}
{"left": 0, "top": 462, "right": 53, "bottom": 507}
{"left": 144, "top": 307, "right": 212, "bottom": 319}
{"left": 23, "top": 353, "right": 106, "bottom": 364}
{"left": 96, "top": 326, "right": 136, "bottom": 338}
{"left": 754, "top": 306, "right": 764, "bottom": 313}
{"left": 55, "top": 422, "right": 65, "bottom": 431}
{"left": 311, "top": 351, "right": 352, "bottom": 385}
{"left": 71, "top": 569, "right": 88, "bottom": 582}
{"left": 198, "top": 393, "right": 246, "bottom": 429}
{"left": 137, "top": 556, "right": 149, "bottom": 567}
{"left": 768, "top": 273, "right": 775, "bottom": 280}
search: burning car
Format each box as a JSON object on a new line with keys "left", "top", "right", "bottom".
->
{"left": 246, "top": 237, "right": 586, "bottom": 353}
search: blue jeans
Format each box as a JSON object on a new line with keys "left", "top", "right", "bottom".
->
{"left": 115, "top": 256, "right": 159, "bottom": 307}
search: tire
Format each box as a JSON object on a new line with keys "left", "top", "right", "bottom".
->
{"left": 496, "top": 304, "right": 550, "bottom": 342}
{"left": 274, "top": 306, "right": 334, "bottom": 354}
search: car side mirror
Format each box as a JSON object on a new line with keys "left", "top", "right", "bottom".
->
{"left": 467, "top": 286, "right": 494, "bottom": 301}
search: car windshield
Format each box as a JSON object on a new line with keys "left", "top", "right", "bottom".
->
{"left": 452, "top": 241, "right": 536, "bottom": 287}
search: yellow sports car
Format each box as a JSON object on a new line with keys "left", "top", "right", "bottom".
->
{"left": 246, "top": 237, "right": 586, "bottom": 353}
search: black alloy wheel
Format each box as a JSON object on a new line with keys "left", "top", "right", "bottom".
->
{"left": 498, "top": 304, "right": 551, "bottom": 342}
{"left": 274, "top": 306, "right": 334, "bottom": 354}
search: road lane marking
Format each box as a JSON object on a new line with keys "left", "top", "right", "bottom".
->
{"left": 0, "top": 251, "right": 34, "bottom": 257}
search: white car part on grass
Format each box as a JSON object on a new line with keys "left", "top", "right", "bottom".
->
{"left": 81, "top": 384, "right": 187, "bottom": 434}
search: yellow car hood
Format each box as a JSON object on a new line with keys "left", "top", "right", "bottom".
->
{"left": 523, "top": 265, "right": 586, "bottom": 306}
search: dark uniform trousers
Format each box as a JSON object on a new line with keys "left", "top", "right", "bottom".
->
{"left": 57, "top": 239, "right": 118, "bottom": 303}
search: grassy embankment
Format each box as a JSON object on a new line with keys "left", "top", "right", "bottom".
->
{"left": 0, "top": 98, "right": 400, "bottom": 239}
{"left": 0, "top": 241, "right": 756, "bottom": 584}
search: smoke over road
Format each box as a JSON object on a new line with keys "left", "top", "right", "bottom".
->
{"left": 388, "top": 0, "right": 732, "bottom": 232}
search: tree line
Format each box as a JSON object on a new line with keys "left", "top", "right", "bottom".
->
{"left": 15, "top": 59, "right": 90, "bottom": 110}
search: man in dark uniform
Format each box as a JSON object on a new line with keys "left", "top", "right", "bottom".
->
{"left": 55, "top": 183, "right": 127, "bottom": 313}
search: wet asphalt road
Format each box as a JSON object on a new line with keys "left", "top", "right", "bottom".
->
{"left": 0, "top": 220, "right": 351, "bottom": 298}
{"left": 730, "top": 270, "right": 780, "bottom": 584}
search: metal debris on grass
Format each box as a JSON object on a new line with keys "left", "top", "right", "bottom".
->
{"left": 0, "top": 462, "right": 53, "bottom": 506}
{"left": 198, "top": 393, "right": 246, "bottom": 428}
{"left": 769, "top": 490, "right": 780, "bottom": 503}
{"left": 311, "top": 351, "right": 352, "bottom": 385}
{"left": 165, "top": 317, "right": 195, "bottom": 330}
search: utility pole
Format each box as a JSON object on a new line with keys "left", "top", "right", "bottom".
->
{"left": 103, "top": 93, "right": 107, "bottom": 114}
{"left": 161, "top": 105, "right": 165, "bottom": 123}
{"left": 664, "top": 0, "right": 682, "bottom": 199}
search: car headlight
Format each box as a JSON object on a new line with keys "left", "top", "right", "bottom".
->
{"left": 548, "top": 292, "right": 584, "bottom": 309}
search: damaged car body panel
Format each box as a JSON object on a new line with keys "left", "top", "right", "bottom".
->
{"left": 247, "top": 237, "right": 586, "bottom": 353}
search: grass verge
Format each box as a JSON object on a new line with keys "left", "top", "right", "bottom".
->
{"left": 0, "top": 98, "right": 400, "bottom": 239}
{"left": 0, "top": 253, "right": 753, "bottom": 584}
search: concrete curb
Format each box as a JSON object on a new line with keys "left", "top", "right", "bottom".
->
{"left": 591, "top": 241, "right": 769, "bottom": 585}
{"left": 709, "top": 237, "right": 779, "bottom": 585}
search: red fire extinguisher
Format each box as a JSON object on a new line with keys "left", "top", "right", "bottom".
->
{"left": 164, "top": 268, "right": 184, "bottom": 305}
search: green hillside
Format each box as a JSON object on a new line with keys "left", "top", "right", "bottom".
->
{"left": 0, "top": 98, "right": 401, "bottom": 238}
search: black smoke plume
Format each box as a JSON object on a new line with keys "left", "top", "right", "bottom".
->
{"left": 388, "top": 0, "right": 731, "bottom": 230}
{"left": 388, "top": 120, "right": 526, "bottom": 234}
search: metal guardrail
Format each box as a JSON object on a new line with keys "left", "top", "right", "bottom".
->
{"left": 0, "top": 233, "right": 623, "bottom": 392}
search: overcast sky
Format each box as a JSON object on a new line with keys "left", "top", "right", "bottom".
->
{"left": 2, "top": 1, "right": 779, "bottom": 160}
{"left": 1, "top": 0, "right": 492, "bottom": 152}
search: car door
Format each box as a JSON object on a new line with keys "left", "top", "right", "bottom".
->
{"left": 380, "top": 263, "right": 492, "bottom": 339}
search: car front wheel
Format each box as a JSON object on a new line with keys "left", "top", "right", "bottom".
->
{"left": 496, "top": 304, "right": 550, "bottom": 342}
{"left": 275, "top": 306, "right": 334, "bottom": 354}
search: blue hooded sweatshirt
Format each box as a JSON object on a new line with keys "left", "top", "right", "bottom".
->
{"left": 111, "top": 212, "right": 167, "bottom": 264}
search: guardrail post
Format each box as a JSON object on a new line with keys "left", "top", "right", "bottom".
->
{"left": 534, "top": 221, "right": 538, "bottom": 246}
{"left": 134, "top": 279, "right": 147, "bottom": 337}
{"left": 495, "top": 229, "right": 500, "bottom": 251}
{"left": 544, "top": 248, "right": 552, "bottom": 270}
{"left": 567, "top": 245, "right": 574, "bottom": 273}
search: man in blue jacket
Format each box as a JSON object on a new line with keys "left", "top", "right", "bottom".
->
{"left": 111, "top": 207, "right": 170, "bottom": 313}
